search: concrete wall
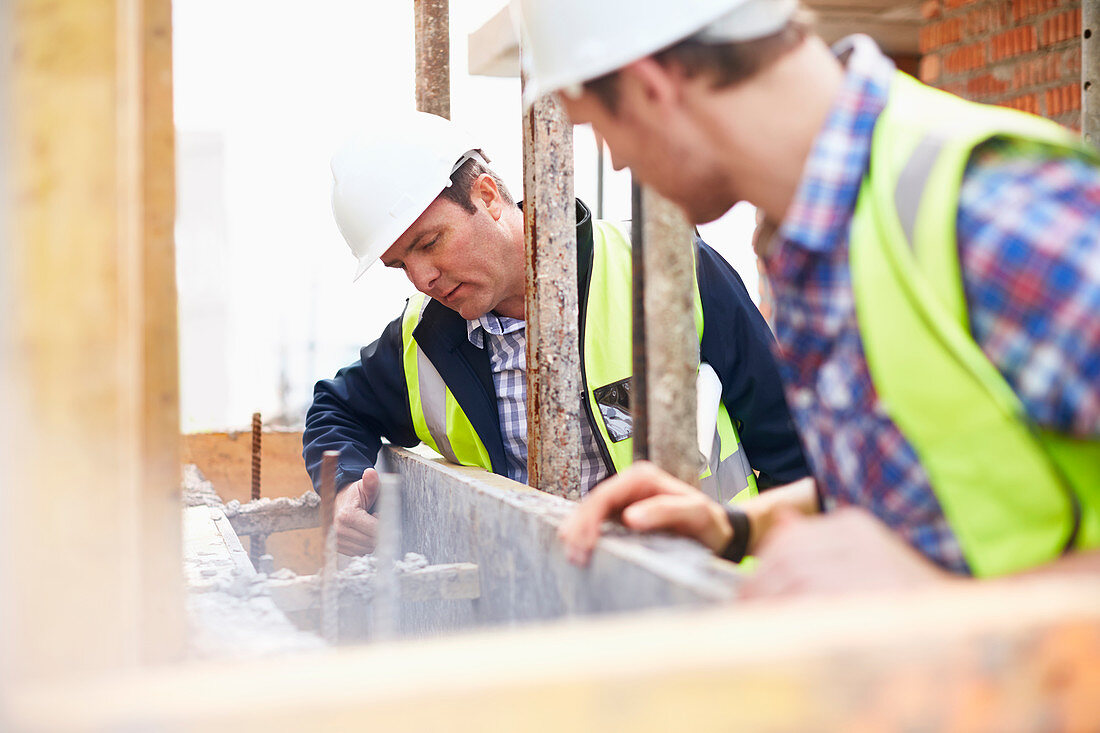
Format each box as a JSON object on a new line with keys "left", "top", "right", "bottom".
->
{"left": 380, "top": 447, "right": 743, "bottom": 639}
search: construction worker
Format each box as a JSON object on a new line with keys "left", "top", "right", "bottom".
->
{"left": 516, "top": 0, "right": 1100, "bottom": 592}
{"left": 303, "top": 111, "right": 810, "bottom": 555}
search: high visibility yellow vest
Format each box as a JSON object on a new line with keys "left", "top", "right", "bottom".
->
{"left": 850, "top": 71, "right": 1100, "bottom": 576}
{"left": 401, "top": 219, "right": 757, "bottom": 502}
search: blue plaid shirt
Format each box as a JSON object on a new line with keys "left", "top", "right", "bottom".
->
{"left": 764, "top": 36, "right": 1100, "bottom": 573}
{"left": 468, "top": 313, "right": 609, "bottom": 493}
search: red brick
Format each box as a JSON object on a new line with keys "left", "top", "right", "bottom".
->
{"left": 921, "top": 0, "right": 942, "bottom": 20}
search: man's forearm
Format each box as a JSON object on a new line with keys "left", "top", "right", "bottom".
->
{"left": 1017, "top": 548, "right": 1100, "bottom": 578}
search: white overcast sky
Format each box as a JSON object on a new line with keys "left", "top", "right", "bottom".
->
{"left": 173, "top": 0, "right": 759, "bottom": 432}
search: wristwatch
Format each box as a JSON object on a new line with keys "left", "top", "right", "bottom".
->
{"left": 719, "top": 505, "right": 750, "bottom": 563}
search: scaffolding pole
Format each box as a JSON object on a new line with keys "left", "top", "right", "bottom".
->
{"left": 641, "top": 190, "right": 700, "bottom": 486}
{"left": 521, "top": 76, "right": 581, "bottom": 500}
{"left": 414, "top": 0, "right": 449, "bottom": 118}
{"left": 1085, "top": 0, "right": 1099, "bottom": 145}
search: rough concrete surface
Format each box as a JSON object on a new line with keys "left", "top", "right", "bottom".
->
{"left": 183, "top": 505, "right": 324, "bottom": 659}
{"left": 380, "top": 446, "right": 743, "bottom": 639}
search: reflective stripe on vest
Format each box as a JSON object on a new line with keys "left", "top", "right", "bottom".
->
{"left": 401, "top": 293, "right": 493, "bottom": 469}
{"left": 583, "top": 220, "right": 757, "bottom": 503}
{"left": 851, "top": 71, "right": 1100, "bottom": 576}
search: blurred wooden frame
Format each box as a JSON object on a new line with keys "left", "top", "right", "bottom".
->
{"left": 2, "top": 2, "right": 1099, "bottom": 731}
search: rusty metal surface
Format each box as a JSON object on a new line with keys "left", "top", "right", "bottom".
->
{"left": 521, "top": 78, "right": 580, "bottom": 500}
{"left": 249, "top": 412, "right": 265, "bottom": 564}
{"left": 642, "top": 189, "right": 700, "bottom": 486}
{"left": 631, "top": 180, "right": 648, "bottom": 462}
{"left": 1085, "top": 0, "right": 1099, "bottom": 145}
{"left": 414, "top": 0, "right": 450, "bottom": 118}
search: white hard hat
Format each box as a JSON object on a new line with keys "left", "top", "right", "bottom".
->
{"left": 331, "top": 111, "right": 488, "bottom": 280}
{"left": 515, "top": 0, "right": 798, "bottom": 109}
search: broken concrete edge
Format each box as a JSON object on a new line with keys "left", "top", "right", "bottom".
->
{"left": 184, "top": 461, "right": 322, "bottom": 536}
{"left": 381, "top": 446, "right": 743, "bottom": 602}
{"left": 224, "top": 492, "right": 321, "bottom": 536}
{"left": 182, "top": 505, "right": 327, "bottom": 659}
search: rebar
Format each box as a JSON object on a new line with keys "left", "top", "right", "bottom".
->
{"left": 249, "top": 412, "right": 266, "bottom": 565}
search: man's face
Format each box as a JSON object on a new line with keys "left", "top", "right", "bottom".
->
{"left": 560, "top": 72, "right": 738, "bottom": 225}
{"left": 380, "top": 178, "right": 524, "bottom": 320}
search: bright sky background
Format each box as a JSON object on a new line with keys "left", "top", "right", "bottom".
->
{"left": 173, "top": 0, "right": 759, "bottom": 432}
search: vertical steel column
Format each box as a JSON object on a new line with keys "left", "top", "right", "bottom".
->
{"left": 414, "top": 0, "right": 449, "bottom": 118}
{"left": 1085, "top": 0, "right": 1100, "bottom": 145}
{"left": 639, "top": 189, "right": 701, "bottom": 486}
{"left": 521, "top": 74, "right": 580, "bottom": 499}
{"left": 630, "top": 181, "right": 648, "bottom": 462}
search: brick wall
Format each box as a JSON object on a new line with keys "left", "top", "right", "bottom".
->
{"left": 918, "top": 0, "right": 1082, "bottom": 128}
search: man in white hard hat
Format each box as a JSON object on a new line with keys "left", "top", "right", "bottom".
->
{"left": 303, "top": 111, "right": 810, "bottom": 555}
{"left": 515, "top": 0, "right": 1100, "bottom": 592}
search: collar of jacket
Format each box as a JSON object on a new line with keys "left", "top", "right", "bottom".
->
{"left": 410, "top": 199, "right": 594, "bottom": 477}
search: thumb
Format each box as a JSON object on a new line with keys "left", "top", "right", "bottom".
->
{"left": 357, "top": 468, "right": 379, "bottom": 511}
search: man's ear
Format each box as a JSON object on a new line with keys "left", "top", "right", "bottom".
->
{"left": 473, "top": 173, "right": 504, "bottom": 220}
{"left": 617, "top": 56, "right": 683, "bottom": 115}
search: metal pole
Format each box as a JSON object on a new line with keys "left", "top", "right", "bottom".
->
{"left": 520, "top": 69, "right": 581, "bottom": 500}
{"left": 1084, "top": 0, "right": 1099, "bottom": 145}
{"left": 414, "top": 0, "right": 450, "bottom": 118}
{"left": 319, "top": 450, "right": 339, "bottom": 643}
{"left": 642, "top": 190, "right": 700, "bottom": 486}
{"left": 631, "top": 179, "right": 648, "bottom": 462}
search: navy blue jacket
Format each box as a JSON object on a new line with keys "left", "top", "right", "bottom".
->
{"left": 303, "top": 200, "right": 809, "bottom": 493}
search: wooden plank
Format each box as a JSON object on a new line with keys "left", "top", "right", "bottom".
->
{"left": 3, "top": 0, "right": 182, "bottom": 676}
{"left": 7, "top": 577, "right": 1100, "bottom": 731}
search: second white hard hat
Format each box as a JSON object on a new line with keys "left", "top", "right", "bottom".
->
{"left": 331, "top": 111, "right": 487, "bottom": 280}
{"left": 515, "top": 0, "right": 798, "bottom": 109}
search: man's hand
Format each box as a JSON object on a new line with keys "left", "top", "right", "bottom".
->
{"left": 557, "top": 463, "right": 818, "bottom": 567}
{"left": 558, "top": 462, "right": 733, "bottom": 566}
{"left": 742, "top": 506, "right": 955, "bottom": 599}
{"left": 334, "top": 468, "right": 380, "bottom": 555}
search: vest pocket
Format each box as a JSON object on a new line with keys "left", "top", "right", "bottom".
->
{"left": 593, "top": 377, "right": 633, "bottom": 442}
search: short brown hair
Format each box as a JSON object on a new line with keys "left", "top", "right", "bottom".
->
{"left": 584, "top": 15, "right": 813, "bottom": 114}
{"left": 437, "top": 157, "right": 515, "bottom": 214}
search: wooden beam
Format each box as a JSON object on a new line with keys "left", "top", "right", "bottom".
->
{"left": 3, "top": 0, "right": 182, "bottom": 677}
{"left": 7, "top": 578, "right": 1100, "bottom": 730}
